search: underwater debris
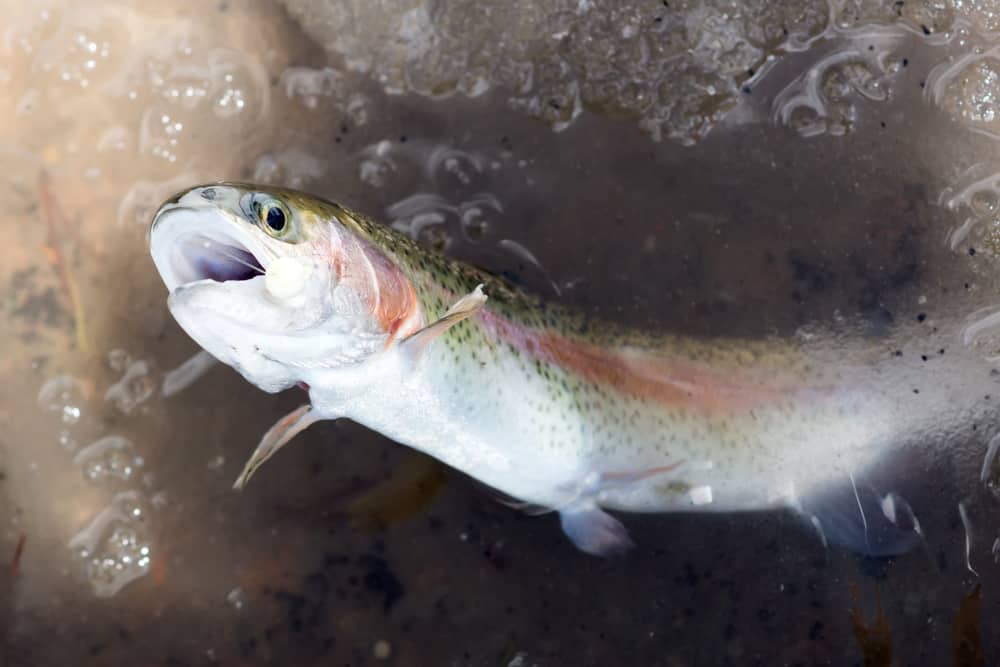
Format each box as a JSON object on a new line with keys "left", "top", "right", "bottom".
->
{"left": 849, "top": 583, "right": 893, "bottom": 667}
{"left": 38, "top": 172, "right": 90, "bottom": 354}
{"left": 952, "top": 584, "right": 985, "bottom": 667}
{"left": 347, "top": 453, "right": 449, "bottom": 531}
{"left": 9, "top": 534, "right": 25, "bottom": 576}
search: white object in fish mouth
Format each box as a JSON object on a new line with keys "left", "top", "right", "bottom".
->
{"left": 265, "top": 256, "right": 311, "bottom": 301}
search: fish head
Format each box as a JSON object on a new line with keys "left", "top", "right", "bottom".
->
{"left": 149, "top": 183, "right": 422, "bottom": 393}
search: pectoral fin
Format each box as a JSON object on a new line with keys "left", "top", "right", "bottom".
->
{"left": 233, "top": 404, "right": 323, "bottom": 490}
{"left": 559, "top": 503, "right": 634, "bottom": 557}
{"left": 556, "top": 463, "right": 683, "bottom": 557}
{"left": 400, "top": 284, "right": 487, "bottom": 359}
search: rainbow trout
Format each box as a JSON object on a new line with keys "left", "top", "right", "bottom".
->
{"left": 150, "top": 183, "right": 975, "bottom": 556}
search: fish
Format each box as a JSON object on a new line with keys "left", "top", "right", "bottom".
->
{"left": 148, "top": 182, "right": 994, "bottom": 557}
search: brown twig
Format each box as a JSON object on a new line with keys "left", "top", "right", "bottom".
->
{"left": 10, "top": 534, "right": 25, "bottom": 576}
{"left": 38, "top": 171, "right": 90, "bottom": 353}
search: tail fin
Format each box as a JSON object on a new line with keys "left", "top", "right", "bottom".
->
{"left": 798, "top": 474, "right": 923, "bottom": 557}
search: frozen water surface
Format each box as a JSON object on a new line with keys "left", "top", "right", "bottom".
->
{"left": 5, "top": 0, "right": 1000, "bottom": 663}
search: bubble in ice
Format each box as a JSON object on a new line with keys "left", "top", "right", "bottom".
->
{"left": 773, "top": 42, "right": 900, "bottom": 137}
{"left": 280, "top": 0, "right": 837, "bottom": 144}
{"left": 29, "top": 7, "right": 125, "bottom": 91}
{"left": 459, "top": 194, "right": 503, "bottom": 242}
{"left": 417, "top": 221, "right": 452, "bottom": 251}
{"left": 37, "top": 374, "right": 87, "bottom": 426}
{"left": 929, "top": 49, "right": 1000, "bottom": 138}
{"left": 280, "top": 66, "right": 344, "bottom": 109}
{"left": 388, "top": 192, "right": 503, "bottom": 250}
{"left": 368, "top": 139, "right": 511, "bottom": 253}
{"left": 344, "top": 91, "right": 371, "bottom": 126}
{"left": 69, "top": 490, "right": 153, "bottom": 598}
{"left": 981, "top": 432, "right": 1000, "bottom": 498}
{"left": 507, "top": 652, "right": 540, "bottom": 667}
{"left": 953, "top": 0, "right": 1000, "bottom": 35}
{"left": 939, "top": 163, "right": 1000, "bottom": 256}
{"left": 107, "top": 348, "right": 131, "bottom": 373}
{"left": 73, "top": 435, "right": 143, "bottom": 485}
{"left": 135, "top": 47, "right": 271, "bottom": 167}
{"left": 104, "top": 357, "right": 157, "bottom": 415}
{"left": 962, "top": 304, "right": 1000, "bottom": 362}
{"left": 252, "top": 148, "right": 327, "bottom": 189}
{"left": 834, "top": 0, "right": 955, "bottom": 35}
{"left": 508, "top": 75, "right": 583, "bottom": 134}
{"left": 117, "top": 173, "right": 201, "bottom": 226}
{"left": 356, "top": 138, "right": 491, "bottom": 196}
{"left": 226, "top": 586, "right": 246, "bottom": 610}
{"left": 426, "top": 145, "right": 486, "bottom": 189}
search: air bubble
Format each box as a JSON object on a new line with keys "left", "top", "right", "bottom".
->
{"left": 459, "top": 194, "right": 503, "bottom": 242}
{"left": 971, "top": 189, "right": 999, "bottom": 217}
{"left": 69, "top": 490, "right": 153, "bottom": 598}
{"left": 345, "top": 92, "right": 370, "bottom": 126}
{"left": 940, "top": 163, "right": 1000, "bottom": 255}
{"left": 963, "top": 305, "right": 1000, "bottom": 362}
{"left": 281, "top": 0, "right": 833, "bottom": 143}
{"left": 981, "top": 432, "right": 1000, "bottom": 497}
{"left": 108, "top": 348, "right": 130, "bottom": 373}
{"left": 105, "top": 357, "right": 156, "bottom": 414}
{"left": 37, "top": 375, "right": 87, "bottom": 426}
{"left": 358, "top": 140, "right": 398, "bottom": 188}
{"left": 773, "top": 45, "right": 900, "bottom": 138}
{"left": 227, "top": 586, "right": 246, "bottom": 610}
{"left": 117, "top": 174, "right": 199, "bottom": 226}
{"left": 418, "top": 224, "right": 452, "bottom": 251}
{"left": 135, "top": 47, "right": 270, "bottom": 169}
{"left": 834, "top": 0, "right": 954, "bottom": 33}
{"left": 280, "top": 66, "right": 344, "bottom": 108}
{"left": 507, "top": 651, "right": 540, "bottom": 667}
{"left": 73, "top": 435, "right": 143, "bottom": 485}
{"left": 425, "top": 145, "right": 486, "bottom": 188}
{"left": 252, "top": 149, "right": 326, "bottom": 189}
{"left": 928, "top": 49, "right": 1000, "bottom": 138}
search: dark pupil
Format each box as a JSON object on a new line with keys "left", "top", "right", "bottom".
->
{"left": 265, "top": 205, "right": 286, "bottom": 231}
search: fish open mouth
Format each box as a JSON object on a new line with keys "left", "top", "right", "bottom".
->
{"left": 172, "top": 233, "right": 264, "bottom": 284}
{"left": 151, "top": 205, "right": 267, "bottom": 291}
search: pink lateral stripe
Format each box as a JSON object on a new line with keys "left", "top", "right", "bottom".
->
{"left": 481, "top": 311, "right": 809, "bottom": 414}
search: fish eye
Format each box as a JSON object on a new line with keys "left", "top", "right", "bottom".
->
{"left": 264, "top": 204, "right": 286, "bottom": 232}
{"left": 251, "top": 197, "right": 289, "bottom": 236}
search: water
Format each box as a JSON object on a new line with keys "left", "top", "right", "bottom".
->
{"left": 6, "top": 0, "right": 1000, "bottom": 663}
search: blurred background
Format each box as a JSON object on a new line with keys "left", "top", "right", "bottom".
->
{"left": 5, "top": 0, "right": 1000, "bottom": 664}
